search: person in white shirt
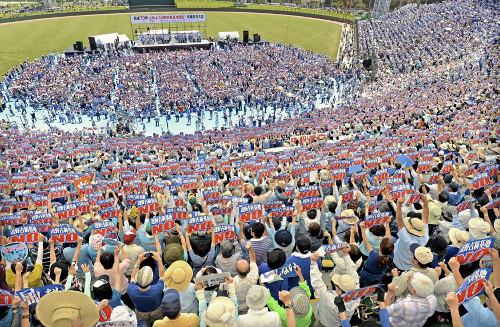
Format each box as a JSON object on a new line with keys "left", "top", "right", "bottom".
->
{"left": 237, "top": 285, "right": 281, "bottom": 327}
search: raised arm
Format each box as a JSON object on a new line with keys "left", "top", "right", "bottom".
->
{"left": 396, "top": 196, "right": 404, "bottom": 231}
{"left": 421, "top": 190, "right": 429, "bottom": 225}
{"left": 112, "top": 248, "right": 121, "bottom": 291}
{"left": 359, "top": 222, "right": 373, "bottom": 253}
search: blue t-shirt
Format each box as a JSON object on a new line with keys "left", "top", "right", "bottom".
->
{"left": 127, "top": 280, "right": 164, "bottom": 312}
{"left": 109, "top": 288, "right": 122, "bottom": 308}
{"left": 360, "top": 250, "right": 385, "bottom": 283}
{"left": 461, "top": 297, "right": 498, "bottom": 327}
{"left": 258, "top": 263, "right": 288, "bottom": 301}
{"left": 393, "top": 226, "right": 429, "bottom": 271}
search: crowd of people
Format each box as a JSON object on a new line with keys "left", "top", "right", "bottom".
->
{"left": 0, "top": 0, "right": 498, "bottom": 326}
{"left": 2, "top": 44, "right": 346, "bottom": 130}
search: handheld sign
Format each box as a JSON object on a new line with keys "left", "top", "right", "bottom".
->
{"left": 369, "top": 185, "right": 384, "bottom": 197}
{"left": 341, "top": 191, "right": 354, "bottom": 203}
{"left": 1, "top": 242, "right": 28, "bottom": 262}
{"left": 214, "top": 224, "right": 235, "bottom": 244}
{"left": 136, "top": 198, "right": 159, "bottom": 215}
{"left": 55, "top": 203, "right": 78, "bottom": 220}
{"left": 317, "top": 243, "right": 349, "bottom": 256}
{"left": 30, "top": 212, "right": 53, "bottom": 232}
{"left": 16, "top": 284, "right": 64, "bottom": 306}
{"left": 301, "top": 197, "right": 323, "bottom": 210}
{"left": 368, "top": 200, "right": 382, "bottom": 212}
{"left": 456, "top": 237, "right": 494, "bottom": 265}
{"left": 391, "top": 184, "right": 412, "bottom": 201}
{"left": 99, "top": 206, "right": 121, "bottom": 220}
{"left": 405, "top": 192, "right": 421, "bottom": 205}
{"left": 269, "top": 207, "right": 294, "bottom": 218}
{"left": 0, "top": 289, "right": 12, "bottom": 307}
{"left": 342, "top": 284, "right": 381, "bottom": 302}
{"left": 260, "top": 263, "right": 298, "bottom": 284}
{"left": 238, "top": 204, "right": 264, "bottom": 223}
{"left": 456, "top": 200, "right": 475, "bottom": 213}
{"left": 364, "top": 212, "right": 391, "bottom": 228}
{"left": 150, "top": 215, "right": 175, "bottom": 235}
{"left": 92, "top": 220, "right": 116, "bottom": 238}
{"left": 49, "top": 224, "right": 79, "bottom": 243}
{"left": 9, "top": 225, "right": 41, "bottom": 243}
{"left": 194, "top": 272, "right": 230, "bottom": 288}
{"left": 456, "top": 268, "right": 492, "bottom": 304}
{"left": 165, "top": 207, "right": 189, "bottom": 220}
{"left": 1, "top": 213, "right": 24, "bottom": 226}
{"left": 471, "top": 172, "right": 492, "bottom": 191}
{"left": 187, "top": 215, "right": 213, "bottom": 233}
{"left": 298, "top": 186, "right": 320, "bottom": 198}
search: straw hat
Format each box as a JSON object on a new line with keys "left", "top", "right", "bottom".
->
{"left": 403, "top": 217, "right": 425, "bottom": 237}
{"left": 448, "top": 228, "right": 469, "bottom": 247}
{"left": 163, "top": 260, "right": 193, "bottom": 292}
{"left": 341, "top": 209, "right": 359, "bottom": 225}
{"left": 36, "top": 290, "right": 99, "bottom": 327}
{"left": 289, "top": 286, "right": 310, "bottom": 318}
{"left": 204, "top": 296, "right": 236, "bottom": 327}
{"left": 331, "top": 274, "right": 357, "bottom": 292}
{"left": 468, "top": 218, "right": 490, "bottom": 239}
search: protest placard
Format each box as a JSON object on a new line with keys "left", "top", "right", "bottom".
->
{"left": 48, "top": 186, "right": 68, "bottom": 199}
{"left": 0, "top": 289, "right": 12, "bottom": 306}
{"left": 368, "top": 200, "right": 382, "bottom": 212}
{"left": 1, "top": 213, "right": 24, "bottom": 226}
{"left": 456, "top": 268, "right": 492, "bottom": 304}
{"left": 471, "top": 172, "right": 492, "bottom": 191}
{"left": 150, "top": 215, "right": 175, "bottom": 234}
{"left": 317, "top": 243, "right": 349, "bottom": 256}
{"left": 126, "top": 194, "right": 147, "bottom": 206}
{"left": 268, "top": 207, "right": 294, "bottom": 218}
{"left": 187, "top": 215, "right": 213, "bottom": 233}
{"left": 259, "top": 263, "right": 298, "bottom": 284}
{"left": 9, "top": 225, "right": 40, "bottom": 243}
{"left": 92, "top": 220, "right": 116, "bottom": 237}
{"left": 165, "top": 207, "right": 189, "bottom": 220}
{"left": 1, "top": 242, "right": 28, "bottom": 262}
{"left": 16, "top": 285, "right": 64, "bottom": 306}
{"left": 405, "top": 192, "right": 421, "bottom": 205}
{"left": 301, "top": 197, "right": 323, "bottom": 210}
{"left": 364, "top": 212, "right": 391, "bottom": 228}
{"left": 341, "top": 191, "right": 354, "bottom": 203}
{"left": 214, "top": 224, "right": 235, "bottom": 244}
{"left": 49, "top": 224, "right": 79, "bottom": 243}
{"left": 298, "top": 186, "right": 320, "bottom": 198}
{"left": 238, "top": 204, "right": 264, "bottom": 223}
{"left": 136, "top": 198, "right": 160, "bottom": 215}
{"left": 194, "top": 272, "right": 230, "bottom": 288}
{"left": 342, "top": 284, "right": 381, "bottom": 302}
{"left": 391, "top": 184, "right": 413, "bottom": 201}
{"left": 456, "top": 237, "right": 494, "bottom": 265}
{"left": 100, "top": 206, "right": 121, "bottom": 220}
{"left": 369, "top": 185, "right": 384, "bottom": 197}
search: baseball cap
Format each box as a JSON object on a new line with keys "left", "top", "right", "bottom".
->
{"left": 136, "top": 266, "right": 154, "bottom": 288}
{"left": 275, "top": 230, "right": 292, "bottom": 247}
{"left": 161, "top": 289, "right": 181, "bottom": 319}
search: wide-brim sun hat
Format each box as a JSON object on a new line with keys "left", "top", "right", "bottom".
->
{"left": 246, "top": 285, "right": 270, "bottom": 311}
{"left": 36, "top": 290, "right": 99, "bottom": 327}
{"left": 289, "top": 286, "right": 310, "bottom": 318}
{"left": 331, "top": 273, "right": 357, "bottom": 292}
{"left": 404, "top": 217, "right": 425, "bottom": 237}
{"left": 163, "top": 260, "right": 193, "bottom": 292}
{"left": 341, "top": 209, "right": 359, "bottom": 225}
{"left": 448, "top": 227, "right": 469, "bottom": 247}
{"left": 204, "top": 296, "right": 236, "bottom": 327}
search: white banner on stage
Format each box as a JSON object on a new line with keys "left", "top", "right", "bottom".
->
{"left": 130, "top": 14, "right": 206, "bottom": 24}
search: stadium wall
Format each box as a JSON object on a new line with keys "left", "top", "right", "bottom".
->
{"left": 0, "top": 7, "right": 354, "bottom": 25}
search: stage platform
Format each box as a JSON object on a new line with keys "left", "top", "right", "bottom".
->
{"left": 132, "top": 40, "right": 213, "bottom": 52}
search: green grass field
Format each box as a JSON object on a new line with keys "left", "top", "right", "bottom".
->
{"left": 0, "top": 12, "right": 342, "bottom": 76}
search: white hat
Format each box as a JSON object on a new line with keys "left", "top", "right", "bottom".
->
{"left": 468, "top": 218, "right": 490, "bottom": 239}
{"left": 204, "top": 296, "right": 235, "bottom": 327}
{"left": 331, "top": 274, "right": 357, "bottom": 292}
{"left": 448, "top": 228, "right": 469, "bottom": 247}
{"left": 410, "top": 272, "right": 435, "bottom": 298}
{"left": 246, "top": 285, "right": 270, "bottom": 311}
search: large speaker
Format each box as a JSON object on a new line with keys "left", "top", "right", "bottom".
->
{"left": 88, "top": 37, "right": 97, "bottom": 51}
{"left": 243, "top": 30, "right": 249, "bottom": 43}
{"left": 73, "top": 43, "right": 78, "bottom": 51}
{"left": 253, "top": 33, "right": 260, "bottom": 43}
{"left": 362, "top": 58, "right": 372, "bottom": 71}
{"left": 75, "top": 41, "right": 84, "bottom": 52}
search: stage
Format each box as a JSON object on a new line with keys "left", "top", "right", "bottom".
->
{"left": 132, "top": 40, "right": 213, "bottom": 52}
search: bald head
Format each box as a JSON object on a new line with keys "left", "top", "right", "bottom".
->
{"left": 236, "top": 259, "right": 250, "bottom": 277}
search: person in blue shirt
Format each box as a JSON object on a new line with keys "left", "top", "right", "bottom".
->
{"left": 259, "top": 248, "right": 289, "bottom": 301}
{"left": 127, "top": 251, "right": 165, "bottom": 327}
